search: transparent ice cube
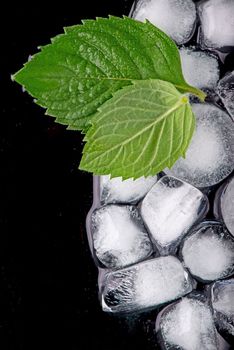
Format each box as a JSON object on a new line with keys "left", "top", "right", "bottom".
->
{"left": 220, "top": 178, "right": 234, "bottom": 238}
{"left": 181, "top": 221, "right": 234, "bottom": 282}
{"left": 179, "top": 47, "right": 220, "bottom": 90}
{"left": 140, "top": 176, "right": 209, "bottom": 255}
{"left": 156, "top": 294, "right": 219, "bottom": 350}
{"left": 166, "top": 103, "right": 234, "bottom": 188}
{"left": 131, "top": 0, "right": 196, "bottom": 45}
{"left": 211, "top": 279, "right": 234, "bottom": 338}
{"left": 91, "top": 205, "right": 153, "bottom": 269}
{"left": 100, "top": 256, "right": 194, "bottom": 313}
{"left": 198, "top": 0, "right": 234, "bottom": 51}
{"left": 100, "top": 174, "right": 158, "bottom": 205}
{"left": 216, "top": 71, "right": 234, "bottom": 121}
{"left": 214, "top": 177, "right": 234, "bottom": 238}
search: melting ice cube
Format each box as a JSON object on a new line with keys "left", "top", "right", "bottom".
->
{"left": 179, "top": 47, "right": 220, "bottom": 90}
{"left": 156, "top": 293, "right": 219, "bottom": 350}
{"left": 181, "top": 221, "right": 234, "bottom": 282}
{"left": 100, "top": 256, "right": 194, "bottom": 313}
{"left": 198, "top": 0, "right": 234, "bottom": 51}
{"left": 220, "top": 177, "right": 234, "bottom": 238}
{"left": 131, "top": 0, "right": 196, "bottom": 45}
{"left": 211, "top": 279, "right": 234, "bottom": 338}
{"left": 140, "top": 176, "right": 208, "bottom": 255}
{"left": 100, "top": 175, "right": 158, "bottom": 205}
{"left": 91, "top": 205, "right": 153, "bottom": 269}
{"left": 166, "top": 103, "right": 234, "bottom": 188}
{"left": 216, "top": 71, "right": 234, "bottom": 121}
{"left": 214, "top": 177, "right": 234, "bottom": 238}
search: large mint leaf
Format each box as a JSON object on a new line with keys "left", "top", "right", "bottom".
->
{"left": 79, "top": 79, "right": 195, "bottom": 179}
{"left": 13, "top": 16, "right": 204, "bottom": 132}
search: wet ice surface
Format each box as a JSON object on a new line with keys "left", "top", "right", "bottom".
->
{"left": 131, "top": 0, "right": 196, "bottom": 45}
{"left": 140, "top": 176, "right": 208, "bottom": 255}
{"left": 211, "top": 279, "right": 234, "bottom": 337}
{"left": 166, "top": 103, "right": 234, "bottom": 188}
{"left": 101, "top": 256, "right": 194, "bottom": 313}
{"left": 198, "top": 0, "right": 234, "bottom": 51}
{"left": 220, "top": 177, "right": 234, "bottom": 237}
{"left": 157, "top": 295, "right": 219, "bottom": 350}
{"left": 91, "top": 205, "right": 153, "bottom": 269}
{"left": 217, "top": 71, "right": 234, "bottom": 121}
{"left": 100, "top": 175, "right": 158, "bottom": 205}
{"left": 179, "top": 47, "right": 220, "bottom": 90}
{"left": 181, "top": 221, "right": 234, "bottom": 282}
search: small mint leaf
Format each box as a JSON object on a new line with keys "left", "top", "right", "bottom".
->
{"left": 13, "top": 16, "right": 204, "bottom": 132}
{"left": 79, "top": 79, "right": 195, "bottom": 179}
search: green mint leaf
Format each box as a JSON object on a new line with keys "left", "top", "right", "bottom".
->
{"left": 12, "top": 16, "right": 204, "bottom": 132}
{"left": 79, "top": 79, "right": 195, "bottom": 179}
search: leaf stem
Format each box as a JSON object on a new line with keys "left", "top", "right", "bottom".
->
{"left": 174, "top": 84, "right": 206, "bottom": 102}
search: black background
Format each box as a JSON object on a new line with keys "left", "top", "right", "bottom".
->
{"left": 0, "top": 1, "right": 161, "bottom": 349}
{"left": 3, "top": 1, "right": 234, "bottom": 350}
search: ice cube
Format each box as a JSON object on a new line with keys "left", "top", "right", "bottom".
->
{"left": 198, "top": 0, "right": 234, "bottom": 51}
{"left": 100, "top": 174, "right": 158, "bottom": 205}
{"left": 219, "top": 177, "right": 234, "bottom": 238}
{"left": 181, "top": 221, "right": 234, "bottom": 282}
{"left": 140, "top": 176, "right": 208, "bottom": 255}
{"left": 156, "top": 294, "right": 219, "bottom": 350}
{"left": 216, "top": 71, "right": 234, "bottom": 121}
{"left": 211, "top": 279, "right": 234, "bottom": 338}
{"left": 100, "top": 256, "right": 194, "bottom": 313}
{"left": 214, "top": 177, "right": 234, "bottom": 238}
{"left": 179, "top": 47, "right": 220, "bottom": 90}
{"left": 131, "top": 0, "right": 196, "bottom": 45}
{"left": 91, "top": 205, "right": 153, "bottom": 269}
{"left": 166, "top": 103, "right": 234, "bottom": 188}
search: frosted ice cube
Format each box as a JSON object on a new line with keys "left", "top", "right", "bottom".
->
{"left": 211, "top": 279, "right": 234, "bottom": 337}
{"left": 131, "top": 0, "right": 196, "bottom": 45}
{"left": 166, "top": 103, "right": 234, "bottom": 188}
{"left": 91, "top": 205, "right": 153, "bottom": 269}
{"left": 179, "top": 47, "right": 220, "bottom": 90}
{"left": 140, "top": 176, "right": 208, "bottom": 255}
{"left": 198, "top": 0, "right": 234, "bottom": 51}
{"left": 100, "top": 256, "right": 194, "bottom": 313}
{"left": 157, "top": 294, "right": 220, "bottom": 349}
{"left": 181, "top": 221, "right": 234, "bottom": 282}
{"left": 156, "top": 295, "right": 219, "bottom": 350}
{"left": 100, "top": 174, "right": 158, "bottom": 205}
{"left": 216, "top": 71, "right": 234, "bottom": 120}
